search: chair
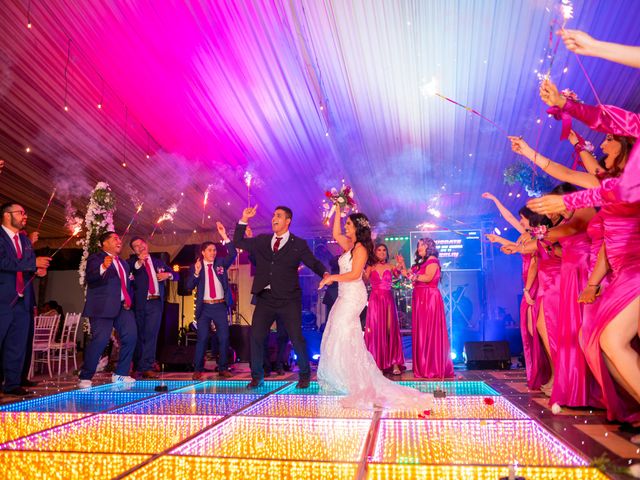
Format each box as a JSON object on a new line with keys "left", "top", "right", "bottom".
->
{"left": 51, "top": 313, "right": 82, "bottom": 375}
{"left": 29, "top": 314, "right": 60, "bottom": 378}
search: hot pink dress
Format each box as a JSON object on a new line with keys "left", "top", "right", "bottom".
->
{"left": 535, "top": 240, "right": 562, "bottom": 366}
{"left": 550, "top": 222, "right": 603, "bottom": 408}
{"left": 555, "top": 99, "right": 640, "bottom": 203}
{"left": 565, "top": 190, "right": 640, "bottom": 422}
{"left": 520, "top": 254, "right": 551, "bottom": 390}
{"left": 364, "top": 268, "right": 406, "bottom": 372}
{"left": 411, "top": 258, "right": 454, "bottom": 379}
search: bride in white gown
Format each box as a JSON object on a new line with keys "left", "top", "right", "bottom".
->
{"left": 317, "top": 205, "right": 434, "bottom": 410}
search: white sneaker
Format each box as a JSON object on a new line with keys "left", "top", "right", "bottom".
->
{"left": 78, "top": 379, "right": 92, "bottom": 389}
{"left": 112, "top": 374, "right": 136, "bottom": 383}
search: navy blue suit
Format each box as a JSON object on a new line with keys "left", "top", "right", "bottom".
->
{"left": 79, "top": 251, "right": 137, "bottom": 380}
{"left": 0, "top": 229, "right": 36, "bottom": 391}
{"left": 128, "top": 255, "right": 176, "bottom": 372}
{"left": 186, "top": 242, "right": 236, "bottom": 372}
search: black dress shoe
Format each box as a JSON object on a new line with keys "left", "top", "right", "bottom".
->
{"left": 295, "top": 378, "right": 310, "bottom": 389}
{"left": 246, "top": 379, "right": 264, "bottom": 389}
{"left": 21, "top": 380, "right": 39, "bottom": 387}
{"left": 4, "top": 387, "right": 30, "bottom": 396}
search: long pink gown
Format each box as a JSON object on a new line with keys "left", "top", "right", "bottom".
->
{"left": 411, "top": 258, "right": 454, "bottom": 379}
{"left": 535, "top": 240, "right": 562, "bottom": 366}
{"left": 364, "top": 269, "right": 406, "bottom": 372}
{"left": 550, "top": 223, "right": 603, "bottom": 408}
{"left": 555, "top": 99, "right": 640, "bottom": 203}
{"left": 520, "top": 254, "right": 551, "bottom": 390}
{"left": 565, "top": 190, "right": 640, "bottom": 423}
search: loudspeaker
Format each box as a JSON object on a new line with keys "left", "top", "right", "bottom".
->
{"left": 229, "top": 324, "right": 251, "bottom": 362}
{"left": 464, "top": 341, "right": 511, "bottom": 370}
{"left": 177, "top": 268, "right": 194, "bottom": 296}
{"left": 157, "top": 303, "right": 179, "bottom": 355}
{"left": 157, "top": 345, "right": 196, "bottom": 371}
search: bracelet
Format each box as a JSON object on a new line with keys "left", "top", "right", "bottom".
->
{"left": 573, "top": 143, "right": 586, "bottom": 154}
{"left": 587, "top": 284, "right": 600, "bottom": 288}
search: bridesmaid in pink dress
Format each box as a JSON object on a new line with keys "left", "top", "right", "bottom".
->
{"left": 406, "top": 238, "right": 454, "bottom": 379}
{"left": 363, "top": 244, "right": 405, "bottom": 375}
{"left": 483, "top": 193, "right": 552, "bottom": 390}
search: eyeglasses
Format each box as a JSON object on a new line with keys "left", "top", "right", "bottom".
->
{"left": 6, "top": 210, "right": 26, "bottom": 216}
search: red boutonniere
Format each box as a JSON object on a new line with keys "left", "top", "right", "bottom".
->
{"left": 216, "top": 266, "right": 225, "bottom": 276}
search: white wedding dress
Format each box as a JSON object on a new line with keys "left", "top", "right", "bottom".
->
{"left": 317, "top": 252, "right": 434, "bottom": 410}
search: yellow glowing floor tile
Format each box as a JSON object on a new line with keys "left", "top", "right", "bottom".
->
{"left": 241, "top": 395, "right": 373, "bottom": 418}
{"left": 173, "top": 416, "right": 371, "bottom": 462}
{"left": 126, "top": 456, "right": 358, "bottom": 479}
{"left": 0, "top": 412, "right": 88, "bottom": 443}
{"left": 366, "top": 465, "right": 610, "bottom": 480}
{"left": 373, "top": 419, "right": 586, "bottom": 466}
{"left": 382, "top": 396, "right": 528, "bottom": 419}
{"left": 0, "top": 451, "right": 149, "bottom": 479}
{"left": 1, "top": 414, "right": 218, "bottom": 454}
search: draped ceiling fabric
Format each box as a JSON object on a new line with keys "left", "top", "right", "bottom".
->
{"left": 1, "top": 0, "right": 640, "bottom": 247}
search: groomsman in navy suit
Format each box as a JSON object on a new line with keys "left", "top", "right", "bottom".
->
{"left": 0, "top": 202, "right": 50, "bottom": 395}
{"left": 187, "top": 222, "right": 236, "bottom": 380}
{"left": 128, "top": 236, "right": 176, "bottom": 378}
{"left": 78, "top": 231, "right": 137, "bottom": 388}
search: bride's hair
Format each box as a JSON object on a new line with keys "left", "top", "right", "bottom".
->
{"left": 348, "top": 212, "right": 375, "bottom": 266}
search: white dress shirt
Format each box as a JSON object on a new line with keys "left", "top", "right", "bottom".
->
{"left": 2, "top": 225, "right": 21, "bottom": 255}
{"left": 100, "top": 253, "right": 126, "bottom": 301}
{"left": 135, "top": 257, "right": 160, "bottom": 297}
{"left": 203, "top": 261, "right": 225, "bottom": 301}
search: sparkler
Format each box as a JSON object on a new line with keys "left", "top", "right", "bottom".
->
{"left": 202, "top": 185, "right": 214, "bottom": 225}
{"left": 421, "top": 78, "right": 509, "bottom": 137}
{"left": 150, "top": 203, "right": 178, "bottom": 238}
{"left": 36, "top": 188, "right": 57, "bottom": 232}
{"left": 121, "top": 203, "right": 143, "bottom": 238}
{"left": 244, "top": 171, "right": 253, "bottom": 207}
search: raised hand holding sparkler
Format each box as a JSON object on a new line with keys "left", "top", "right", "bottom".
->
{"left": 36, "top": 188, "right": 57, "bottom": 232}
{"left": 240, "top": 205, "right": 258, "bottom": 223}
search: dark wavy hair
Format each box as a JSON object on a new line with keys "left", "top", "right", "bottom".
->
{"left": 597, "top": 135, "right": 636, "bottom": 180}
{"left": 373, "top": 243, "right": 389, "bottom": 263}
{"left": 518, "top": 206, "right": 551, "bottom": 228}
{"left": 348, "top": 212, "right": 375, "bottom": 266}
{"left": 414, "top": 237, "right": 438, "bottom": 267}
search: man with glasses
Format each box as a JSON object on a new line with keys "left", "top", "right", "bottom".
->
{"left": 0, "top": 202, "right": 50, "bottom": 395}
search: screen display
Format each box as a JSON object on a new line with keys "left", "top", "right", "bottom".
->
{"left": 409, "top": 230, "right": 483, "bottom": 271}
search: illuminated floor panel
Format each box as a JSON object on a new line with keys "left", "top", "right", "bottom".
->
{"left": 126, "top": 456, "right": 358, "bottom": 479}
{"left": 365, "top": 465, "right": 610, "bottom": 480}
{"left": 173, "top": 380, "right": 287, "bottom": 395}
{"left": 397, "top": 381, "right": 500, "bottom": 396}
{"left": 0, "top": 412, "right": 89, "bottom": 443}
{"left": 88, "top": 380, "right": 199, "bottom": 393}
{"left": 382, "top": 396, "right": 528, "bottom": 419}
{"left": 275, "top": 380, "right": 499, "bottom": 396}
{"left": 241, "top": 395, "right": 374, "bottom": 418}
{"left": 373, "top": 419, "right": 586, "bottom": 466}
{"left": 0, "top": 414, "right": 218, "bottom": 454}
{"left": 173, "top": 416, "right": 371, "bottom": 462}
{"left": 0, "top": 451, "right": 149, "bottom": 480}
{"left": 113, "top": 394, "right": 262, "bottom": 416}
{"left": 0, "top": 392, "right": 152, "bottom": 413}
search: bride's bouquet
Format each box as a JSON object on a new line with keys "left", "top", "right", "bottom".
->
{"left": 322, "top": 184, "right": 356, "bottom": 225}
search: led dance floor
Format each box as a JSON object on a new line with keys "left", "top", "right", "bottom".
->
{"left": 0, "top": 380, "right": 611, "bottom": 479}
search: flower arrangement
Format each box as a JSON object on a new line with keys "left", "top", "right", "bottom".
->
{"left": 530, "top": 225, "right": 548, "bottom": 240}
{"left": 322, "top": 184, "right": 356, "bottom": 225}
{"left": 503, "top": 161, "right": 556, "bottom": 197}
{"left": 78, "top": 182, "right": 116, "bottom": 286}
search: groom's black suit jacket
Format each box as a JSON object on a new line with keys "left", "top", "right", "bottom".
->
{"left": 233, "top": 223, "right": 327, "bottom": 301}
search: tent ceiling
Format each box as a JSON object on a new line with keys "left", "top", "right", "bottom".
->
{"left": 1, "top": 0, "right": 640, "bottom": 240}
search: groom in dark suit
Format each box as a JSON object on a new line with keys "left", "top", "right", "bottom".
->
{"left": 234, "top": 205, "right": 328, "bottom": 389}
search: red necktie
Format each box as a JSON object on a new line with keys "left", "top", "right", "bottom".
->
{"left": 144, "top": 258, "right": 157, "bottom": 295}
{"left": 13, "top": 235, "right": 24, "bottom": 295}
{"left": 207, "top": 263, "right": 222, "bottom": 299}
{"left": 114, "top": 257, "right": 132, "bottom": 308}
{"left": 273, "top": 236, "right": 283, "bottom": 252}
